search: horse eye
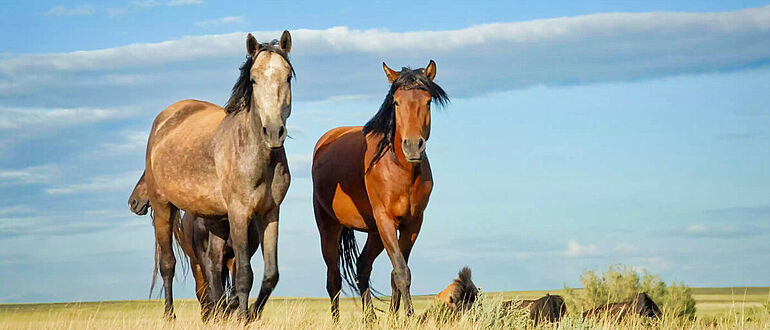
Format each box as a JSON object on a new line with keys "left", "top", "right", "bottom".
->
{"left": 393, "top": 101, "right": 399, "bottom": 106}
{"left": 250, "top": 78, "right": 256, "bottom": 84}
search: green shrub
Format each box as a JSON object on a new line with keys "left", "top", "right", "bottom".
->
{"left": 564, "top": 264, "right": 696, "bottom": 320}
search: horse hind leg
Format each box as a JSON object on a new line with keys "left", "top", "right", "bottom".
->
{"left": 205, "top": 231, "right": 228, "bottom": 317}
{"left": 315, "top": 202, "right": 343, "bottom": 322}
{"left": 152, "top": 202, "right": 178, "bottom": 319}
{"left": 357, "top": 233, "right": 384, "bottom": 321}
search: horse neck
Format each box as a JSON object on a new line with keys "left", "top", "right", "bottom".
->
{"left": 231, "top": 105, "right": 273, "bottom": 165}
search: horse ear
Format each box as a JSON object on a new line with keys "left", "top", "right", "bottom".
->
{"left": 424, "top": 59, "right": 436, "bottom": 81}
{"left": 383, "top": 62, "right": 399, "bottom": 83}
{"left": 247, "top": 33, "right": 258, "bottom": 57}
{"left": 280, "top": 30, "right": 292, "bottom": 54}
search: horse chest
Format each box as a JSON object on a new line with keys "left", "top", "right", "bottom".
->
{"left": 381, "top": 178, "right": 432, "bottom": 219}
{"left": 225, "top": 157, "right": 290, "bottom": 212}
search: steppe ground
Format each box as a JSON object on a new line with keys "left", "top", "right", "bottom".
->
{"left": 1, "top": 287, "right": 768, "bottom": 329}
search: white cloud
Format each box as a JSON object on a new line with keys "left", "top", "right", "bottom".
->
{"left": 631, "top": 257, "right": 671, "bottom": 273}
{"left": 0, "top": 205, "right": 35, "bottom": 216}
{"left": 0, "top": 164, "right": 59, "bottom": 185}
{"left": 195, "top": 16, "right": 245, "bottom": 27}
{"left": 45, "top": 171, "right": 141, "bottom": 195}
{"left": 0, "top": 107, "right": 121, "bottom": 131}
{"left": 43, "top": 5, "right": 95, "bottom": 17}
{"left": 133, "top": 0, "right": 202, "bottom": 8}
{"left": 678, "top": 223, "right": 757, "bottom": 238}
{"left": 0, "top": 106, "right": 129, "bottom": 158}
{"left": 87, "top": 130, "right": 149, "bottom": 158}
{"left": 3, "top": 6, "right": 770, "bottom": 101}
{"left": 565, "top": 239, "right": 599, "bottom": 257}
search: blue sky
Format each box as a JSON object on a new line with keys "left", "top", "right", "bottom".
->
{"left": 0, "top": 1, "right": 769, "bottom": 303}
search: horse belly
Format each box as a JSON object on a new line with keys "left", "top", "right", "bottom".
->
{"left": 330, "top": 184, "right": 369, "bottom": 231}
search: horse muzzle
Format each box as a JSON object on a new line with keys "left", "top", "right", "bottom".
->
{"left": 262, "top": 123, "right": 287, "bottom": 149}
{"left": 402, "top": 137, "right": 425, "bottom": 163}
{"left": 130, "top": 199, "right": 150, "bottom": 215}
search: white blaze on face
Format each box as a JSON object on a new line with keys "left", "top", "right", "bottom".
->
{"left": 252, "top": 52, "right": 292, "bottom": 126}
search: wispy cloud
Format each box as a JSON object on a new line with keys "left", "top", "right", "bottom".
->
{"left": 705, "top": 205, "right": 770, "bottom": 221}
{"left": 4, "top": 6, "right": 770, "bottom": 102}
{"left": 0, "top": 164, "right": 59, "bottom": 185}
{"left": 287, "top": 154, "right": 312, "bottom": 178}
{"left": 133, "top": 0, "right": 202, "bottom": 8}
{"left": 195, "top": 16, "right": 245, "bottom": 27}
{"left": 44, "top": 171, "right": 141, "bottom": 195}
{"left": 565, "top": 239, "right": 599, "bottom": 257}
{"left": 43, "top": 5, "right": 95, "bottom": 17}
{"left": 87, "top": 130, "right": 148, "bottom": 158}
{"left": 0, "top": 107, "right": 126, "bottom": 155}
{"left": 0, "top": 205, "right": 35, "bottom": 216}
{"left": 0, "top": 107, "right": 121, "bottom": 131}
{"left": 674, "top": 223, "right": 762, "bottom": 238}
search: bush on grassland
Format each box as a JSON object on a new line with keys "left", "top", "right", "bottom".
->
{"left": 564, "top": 264, "right": 696, "bottom": 320}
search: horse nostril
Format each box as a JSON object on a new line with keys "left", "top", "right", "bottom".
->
{"left": 278, "top": 126, "right": 285, "bottom": 137}
{"left": 262, "top": 126, "right": 268, "bottom": 135}
{"left": 417, "top": 139, "right": 424, "bottom": 149}
{"left": 131, "top": 199, "right": 136, "bottom": 207}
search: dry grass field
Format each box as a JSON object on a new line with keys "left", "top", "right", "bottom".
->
{"left": 1, "top": 287, "right": 768, "bottom": 329}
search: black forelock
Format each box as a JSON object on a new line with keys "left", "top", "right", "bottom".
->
{"left": 362, "top": 66, "right": 449, "bottom": 171}
{"left": 223, "top": 40, "right": 294, "bottom": 115}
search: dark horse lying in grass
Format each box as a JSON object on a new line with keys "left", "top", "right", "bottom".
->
{"left": 312, "top": 60, "right": 448, "bottom": 321}
{"left": 583, "top": 292, "right": 662, "bottom": 320}
{"left": 129, "top": 171, "right": 258, "bottom": 320}
{"left": 503, "top": 294, "right": 567, "bottom": 325}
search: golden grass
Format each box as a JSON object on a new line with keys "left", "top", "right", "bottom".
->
{"left": 1, "top": 287, "right": 768, "bottom": 329}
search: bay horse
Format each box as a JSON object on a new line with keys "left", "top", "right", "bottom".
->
{"left": 129, "top": 173, "right": 255, "bottom": 321}
{"left": 312, "top": 61, "right": 448, "bottom": 320}
{"left": 143, "top": 31, "right": 293, "bottom": 320}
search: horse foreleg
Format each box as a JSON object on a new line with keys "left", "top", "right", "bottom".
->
{"left": 375, "top": 212, "right": 414, "bottom": 316}
{"left": 358, "top": 233, "right": 384, "bottom": 321}
{"left": 250, "top": 209, "right": 280, "bottom": 320}
{"left": 153, "top": 203, "right": 178, "bottom": 319}
{"left": 228, "top": 210, "right": 254, "bottom": 321}
{"left": 388, "top": 219, "right": 421, "bottom": 315}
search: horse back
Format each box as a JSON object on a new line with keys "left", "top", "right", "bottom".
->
{"left": 146, "top": 99, "right": 227, "bottom": 215}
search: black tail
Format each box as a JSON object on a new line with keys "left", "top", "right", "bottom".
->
{"left": 338, "top": 227, "right": 361, "bottom": 295}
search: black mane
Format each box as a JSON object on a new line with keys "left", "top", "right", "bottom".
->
{"left": 224, "top": 40, "right": 294, "bottom": 114}
{"left": 363, "top": 67, "right": 449, "bottom": 170}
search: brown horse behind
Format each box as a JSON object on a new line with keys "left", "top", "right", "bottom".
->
{"left": 129, "top": 173, "right": 257, "bottom": 320}
{"left": 312, "top": 61, "right": 448, "bottom": 320}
